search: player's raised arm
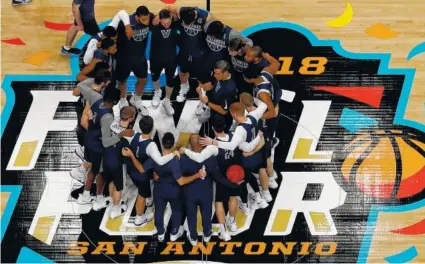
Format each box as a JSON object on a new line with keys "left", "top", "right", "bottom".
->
{"left": 201, "top": 126, "right": 247, "bottom": 151}
{"left": 262, "top": 52, "right": 281, "bottom": 76}
{"left": 258, "top": 91, "right": 277, "bottom": 120}
{"left": 109, "top": 10, "right": 131, "bottom": 29}
{"left": 183, "top": 145, "right": 219, "bottom": 163}
{"left": 146, "top": 142, "right": 176, "bottom": 165}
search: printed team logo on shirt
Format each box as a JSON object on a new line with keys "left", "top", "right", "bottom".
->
{"left": 132, "top": 27, "right": 149, "bottom": 42}
{"left": 206, "top": 35, "right": 226, "bottom": 52}
{"left": 183, "top": 23, "right": 202, "bottom": 36}
{"left": 231, "top": 56, "right": 249, "bottom": 72}
{"left": 161, "top": 29, "right": 171, "bottom": 39}
{"left": 215, "top": 81, "right": 221, "bottom": 92}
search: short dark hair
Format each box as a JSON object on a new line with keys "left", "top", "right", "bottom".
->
{"left": 103, "top": 87, "right": 120, "bottom": 103}
{"left": 159, "top": 9, "right": 171, "bottom": 19}
{"left": 214, "top": 60, "right": 230, "bottom": 72}
{"left": 250, "top": 46, "right": 263, "bottom": 58}
{"left": 228, "top": 38, "right": 244, "bottom": 52}
{"left": 94, "top": 62, "right": 110, "bottom": 74}
{"left": 139, "top": 116, "right": 154, "bottom": 134}
{"left": 101, "top": 38, "right": 115, "bottom": 50}
{"left": 211, "top": 115, "right": 226, "bottom": 133}
{"left": 102, "top": 26, "right": 117, "bottom": 38}
{"left": 94, "top": 70, "right": 112, "bottom": 85}
{"left": 180, "top": 7, "right": 196, "bottom": 24}
{"left": 206, "top": 21, "right": 225, "bottom": 36}
{"left": 162, "top": 132, "right": 175, "bottom": 149}
{"left": 136, "top": 6, "right": 150, "bottom": 16}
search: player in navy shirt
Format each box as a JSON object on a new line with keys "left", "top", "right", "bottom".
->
{"left": 166, "top": 6, "right": 213, "bottom": 102}
{"left": 83, "top": 26, "right": 117, "bottom": 65}
{"left": 109, "top": 6, "right": 154, "bottom": 115}
{"left": 77, "top": 38, "right": 116, "bottom": 81}
{"left": 147, "top": 133, "right": 206, "bottom": 243}
{"left": 197, "top": 60, "right": 238, "bottom": 133}
{"left": 244, "top": 46, "right": 272, "bottom": 78}
{"left": 149, "top": 9, "right": 179, "bottom": 115}
{"left": 228, "top": 37, "right": 254, "bottom": 95}
{"left": 243, "top": 47, "right": 282, "bottom": 150}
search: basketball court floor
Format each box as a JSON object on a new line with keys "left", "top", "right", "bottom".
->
{"left": 1, "top": 0, "right": 424, "bottom": 263}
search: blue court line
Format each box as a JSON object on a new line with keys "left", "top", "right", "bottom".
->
{"left": 16, "top": 247, "right": 55, "bottom": 263}
{"left": 407, "top": 42, "right": 425, "bottom": 61}
{"left": 384, "top": 246, "right": 419, "bottom": 263}
{"left": 357, "top": 198, "right": 425, "bottom": 263}
{"left": 339, "top": 108, "right": 378, "bottom": 132}
{"left": 1, "top": 21, "right": 423, "bottom": 138}
{"left": 0, "top": 185, "right": 22, "bottom": 242}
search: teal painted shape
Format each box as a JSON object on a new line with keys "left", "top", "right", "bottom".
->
{"left": 1, "top": 185, "right": 22, "bottom": 242}
{"left": 339, "top": 108, "right": 378, "bottom": 132}
{"left": 16, "top": 247, "right": 55, "bottom": 263}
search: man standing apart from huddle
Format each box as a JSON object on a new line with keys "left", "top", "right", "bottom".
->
{"left": 62, "top": 0, "right": 100, "bottom": 55}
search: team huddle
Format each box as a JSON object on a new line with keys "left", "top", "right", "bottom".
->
{"left": 69, "top": 4, "right": 283, "bottom": 245}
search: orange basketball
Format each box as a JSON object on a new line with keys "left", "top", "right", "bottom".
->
{"left": 341, "top": 130, "right": 425, "bottom": 200}
{"left": 226, "top": 165, "right": 245, "bottom": 183}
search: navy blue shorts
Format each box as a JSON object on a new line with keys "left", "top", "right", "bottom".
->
{"left": 84, "top": 147, "right": 103, "bottom": 175}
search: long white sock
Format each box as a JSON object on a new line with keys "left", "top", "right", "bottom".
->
{"left": 219, "top": 224, "right": 226, "bottom": 233}
{"left": 83, "top": 190, "right": 90, "bottom": 197}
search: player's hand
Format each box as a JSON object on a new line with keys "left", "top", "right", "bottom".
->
{"left": 87, "top": 110, "right": 94, "bottom": 120}
{"left": 198, "top": 166, "right": 207, "bottom": 179}
{"left": 125, "top": 24, "right": 134, "bottom": 39}
{"left": 196, "top": 86, "right": 202, "bottom": 95}
{"left": 120, "top": 129, "right": 135, "bottom": 138}
{"left": 242, "top": 151, "right": 252, "bottom": 157}
{"left": 258, "top": 130, "right": 263, "bottom": 138}
{"left": 179, "top": 147, "right": 186, "bottom": 155}
{"left": 153, "top": 172, "right": 159, "bottom": 181}
{"left": 121, "top": 147, "right": 134, "bottom": 157}
{"left": 173, "top": 150, "right": 181, "bottom": 159}
{"left": 200, "top": 136, "right": 213, "bottom": 146}
{"left": 200, "top": 95, "right": 209, "bottom": 104}
{"left": 152, "top": 15, "right": 160, "bottom": 25}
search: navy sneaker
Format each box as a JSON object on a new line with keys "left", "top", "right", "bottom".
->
{"left": 61, "top": 46, "right": 81, "bottom": 55}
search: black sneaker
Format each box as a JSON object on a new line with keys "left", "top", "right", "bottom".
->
{"left": 61, "top": 46, "right": 82, "bottom": 55}
{"left": 12, "top": 0, "right": 31, "bottom": 5}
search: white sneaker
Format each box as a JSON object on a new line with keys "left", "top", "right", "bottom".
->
{"left": 92, "top": 196, "right": 111, "bottom": 211}
{"left": 225, "top": 217, "right": 238, "bottom": 232}
{"left": 262, "top": 190, "right": 273, "bottom": 202}
{"left": 176, "top": 82, "right": 190, "bottom": 102}
{"left": 271, "top": 171, "right": 278, "bottom": 180}
{"left": 158, "top": 232, "right": 165, "bottom": 242}
{"left": 186, "top": 231, "right": 197, "bottom": 246}
{"left": 250, "top": 193, "right": 269, "bottom": 210}
{"left": 218, "top": 230, "right": 231, "bottom": 241}
{"left": 134, "top": 212, "right": 154, "bottom": 226}
{"left": 162, "top": 98, "right": 175, "bottom": 115}
{"left": 70, "top": 165, "right": 87, "bottom": 183}
{"left": 269, "top": 178, "right": 278, "bottom": 189}
{"left": 170, "top": 226, "right": 184, "bottom": 241}
{"left": 77, "top": 193, "right": 94, "bottom": 205}
{"left": 109, "top": 204, "right": 127, "bottom": 219}
{"left": 195, "top": 101, "right": 206, "bottom": 116}
{"left": 238, "top": 202, "right": 251, "bottom": 215}
{"left": 119, "top": 98, "right": 129, "bottom": 109}
{"left": 129, "top": 94, "right": 149, "bottom": 116}
{"left": 203, "top": 231, "right": 212, "bottom": 243}
{"left": 75, "top": 146, "right": 85, "bottom": 162}
{"left": 152, "top": 89, "right": 162, "bottom": 107}
{"left": 198, "top": 107, "right": 211, "bottom": 123}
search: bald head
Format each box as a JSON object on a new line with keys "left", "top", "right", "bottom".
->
{"left": 120, "top": 106, "right": 136, "bottom": 121}
{"left": 189, "top": 134, "right": 203, "bottom": 153}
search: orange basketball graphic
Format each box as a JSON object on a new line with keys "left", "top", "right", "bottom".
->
{"left": 341, "top": 130, "right": 425, "bottom": 200}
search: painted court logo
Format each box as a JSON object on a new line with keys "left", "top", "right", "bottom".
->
{"left": 1, "top": 22, "right": 424, "bottom": 263}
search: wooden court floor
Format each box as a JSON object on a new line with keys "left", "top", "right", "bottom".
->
{"left": 1, "top": 0, "right": 424, "bottom": 263}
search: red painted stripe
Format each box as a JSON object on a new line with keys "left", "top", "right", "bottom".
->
{"left": 44, "top": 21, "right": 73, "bottom": 31}
{"left": 312, "top": 86, "right": 384, "bottom": 108}
{"left": 397, "top": 165, "right": 425, "bottom": 199}
{"left": 390, "top": 218, "right": 425, "bottom": 235}
{"left": 1, "top": 38, "right": 26, "bottom": 45}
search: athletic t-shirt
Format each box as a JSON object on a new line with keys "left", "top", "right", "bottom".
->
{"left": 116, "top": 13, "right": 153, "bottom": 57}
{"left": 178, "top": 7, "right": 209, "bottom": 57}
{"left": 150, "top": 21, "right": 180, "bottom": 60}
{"left": 73, "top": 0, "right": 95, "bottom": 21}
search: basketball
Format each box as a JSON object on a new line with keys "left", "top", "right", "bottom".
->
{"left": 341, "top": 130, "right": 425, "bottom": 200}
{"left": 226, "top": 165, "right": 245, "bottom": 183}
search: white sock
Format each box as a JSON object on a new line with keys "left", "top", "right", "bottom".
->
{"left": 83, "top": 190, "right": 90, "bottom": 197}
{"left": 229, "top": 216, "right": 235, "bottom": 223}
{"left": 96, "top": 195, "right": 103, "bottom": 200}
{"left": 255, "top": 192, "right": 262, "bottom": 202}
{"left": 63, "top": 45, "right": 71, "bottom": 50}
{"left": 112, "top": 204, "right": 119, "bottom": 211}
{"left": 134, "top": 95, "right": 142, "bottom": 102}
{"left": 219, "top": 224, "right": 226, "bottom": 233}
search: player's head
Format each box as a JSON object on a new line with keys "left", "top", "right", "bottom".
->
{"left": 228, "top": 38, "right": 245, "bottom": 56}
{"left": 102, "top": 26, "right": 117, "bottom": 42}
{"left": 189, "top": 134, "right": 202, "bottom": 152}
{"left": 94, "top": 70, "right": 112, "bottom": 87}
{"left": 229, "top": 102, "right": 245, "bottom": 120}
{"left": 103, "top": 87, "right": 121, "bottom": 106}
{"left": 206, "top": 21, "right": 225, "bottom": 37}
{"left": 240, "top": 92, "right": 254, "bottom": 108}
{"left": 162, "top": 132, "right": 175, "bottom": 150}
{"left": 213, "top": 60, "right": 231, "bottom": 81}
{"left": 139, "top": 116, "right": 154, "bottom": 135}
{"left": 180, "top": 7, "right": 196, "bottom": 25}
{"left": 120, "top": 106, "right": 136, "bottom": 123}
{"left": 101, "top": 38, "right": 117, "bottom": 55}
{"left": 94, "top": 62, "right": 111, "bottom": 75}
{"left": 135, "top": 6, "right": 151, "bottom": 26}
{"left": 244, "top": 46, "right": 263, "bottom": 63}
{"left": 211, "top": 115, "right": 226, "bottom": 135}
{"left": 159, "top": 9, "right": 172, "bottom": 28}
